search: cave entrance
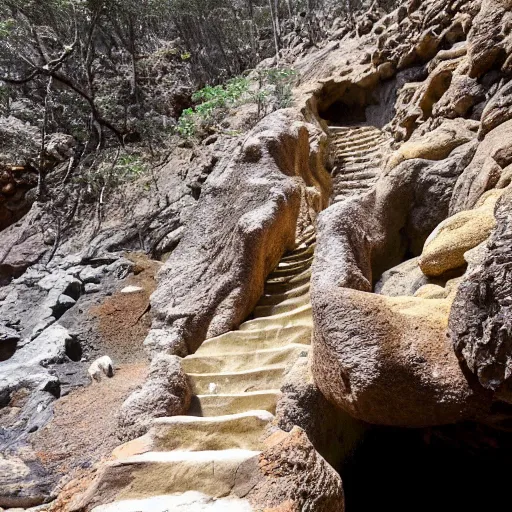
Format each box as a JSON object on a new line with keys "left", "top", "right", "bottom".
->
{"left": 317, "top": 83, "right": 373, "bottom": 127}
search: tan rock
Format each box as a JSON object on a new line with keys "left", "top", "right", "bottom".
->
{"left": 386, "top": 118, "right": 475, "bottom": 170}
{"left": 451, "top": 119, "right": 512, "bottom": 214}
{"left": 312, "top": 286, "right": 485, "bottom": 427}
{"left": 419, "top": 190, "right": 503, "bottom": 277}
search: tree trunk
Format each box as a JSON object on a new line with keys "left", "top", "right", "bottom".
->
{"left": 268, "top": 0, "right": 280, "bottom": 62}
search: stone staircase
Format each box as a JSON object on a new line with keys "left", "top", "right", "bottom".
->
{"left": 330, "top": 125, "right": 390, "bottom": 202}
{"left": 85, "top": 227, "right": 316, "bottom": 511}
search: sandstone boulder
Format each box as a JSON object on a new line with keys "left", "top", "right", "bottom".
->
{"left": 419, "top": 189, "right": 502, "bottom": 277}
{"left": 386, "top": 118, "right": 476, "bottom": 170}
{"left": 451, "top": 119, "right": 512, "bottom": 213}
{"left": 311, "top": 199, "right": 486, "bottom": 427}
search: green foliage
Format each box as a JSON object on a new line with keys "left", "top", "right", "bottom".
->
{"left": 0, "top": 18, "right": 15, "bottom": 38}
{"left": 176, "top": 67, "right": 297, "bottom": 138}
{"left": 177, "top": 76, "right": 251, "bottom": 137}
{"left": 76, "top": 152, "right": 148, "bottom": 198}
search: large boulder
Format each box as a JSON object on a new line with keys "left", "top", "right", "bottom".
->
{"left": 311, "top": 200, "right": 487, "bottom": 427}
{"left": 419, "top": 189, "right": 503, "bottom": 277}
{"left": 145, "top": 109, "right": 330, "bottom": 358}
{"left": 385, "top": 118, "right": 476, "bottom": 171}
{"left": 451, "top": 119, "right": 512, "bottom": 214}
{"left": 310, "top": 136, "right": 496, "bottom": 427}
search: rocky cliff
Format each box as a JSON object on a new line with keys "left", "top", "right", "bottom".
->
{"left": 1, "top": 0, "right": 512, "bottom": 510}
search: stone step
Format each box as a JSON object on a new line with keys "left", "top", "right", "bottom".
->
{"left": 254, "top": 293, "right": 310, "bottom": 318}
{"left": 335, "top": 146, "right": 383, "bottom": 159}
{"left": 265, "top": 267, "right": 312, "bottom": 287}
{"left": 336, "top": 170, "right": 379, "bottom": 181}
{"left": 92, "top": 493, "right": 253, "bottom": 512}
{"left": 336, "top": 180, "right": 374, "bottom": 191}
{"left": 89, "top": 449, "right": 261, "bottom": 501}
{"left": 182, "top": 344, "right": 308, "bottom": 374}
{"left": 333, "top": 136, "right": 385, "bottom": 151}
{"left": 335, "top": 163, "right": 381, "bottom": 173}
{"left": 114, "top": 411, "right": 275, "bottom": 457}
{"left": 238, "top": 303, "right": 312, "bottom": 332}
{"left": 188, "top": 364, "right": 286, "bottom": 394}
{"left": 259, "top": 281, "right": 310, "bottom": 305}
{"left": 333, "top": 132, "right": 384, "bottom": 145}
{"left": 276, "top": 254, "right": 314, "bottom": 270}
{"left": 188, "top": 390, "right": 281, "bottom": 417}
{"left": 280, "top": 243, "right": 315, "bottom": 262}
{"left": 268, "top": 262, "right": 313, "bottom": 278}
{"left": 195, "top": 324, "right": 311, "bottom": 356}
{"left": 340, "top": 154, "right": 381, "bottom": 165}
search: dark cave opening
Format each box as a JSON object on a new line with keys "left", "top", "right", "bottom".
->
{"left": 0, "top": 338, "right": 17, "bottom": 361}
{"left": 339, "top": 424, "right": 512, "bottom": 512}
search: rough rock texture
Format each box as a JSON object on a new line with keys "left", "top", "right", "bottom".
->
{"left": 449, "top": 187, "right": 512, "bottom": 404}
{"left": 245, "top": 427, "right": 345, "bottom": 512}
{"left": 385, "top": 118, "right": 477, "bottom": 170}
{"left": 117, "top": 354, "right": 191, "bottom": 441}
{"left": 450, "top": 119, "right": 512, "bottom": 214}
{"left": 311, "top": 201, "right": 486, "bottom": 427}
{"left": 145, "top": 109, "right": 330, "bottom": 358}
{"left": 275, "top": 356, "right": 366, "bottom": 468}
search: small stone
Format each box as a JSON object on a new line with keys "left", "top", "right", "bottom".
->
{"left": 84, "top": 283, "right": 102, "bottom": 294}
{"left": 79, "top": 266, "right": 105, "bottom": 284}
{"left": 120, "top": 285, "right": 144, "bottom": 294}
{"left": 57, "top": 294, "right": 76, "bottom": 309}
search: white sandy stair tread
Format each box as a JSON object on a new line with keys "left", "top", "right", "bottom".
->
{"left": 330, "top": 125, "right": 391, "bottom": 202}
{"left": 86, "top": 227, "right": 316, "bottom": 510}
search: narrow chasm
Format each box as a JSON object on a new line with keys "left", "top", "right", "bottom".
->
{"left": 340, "top": 425, "right": 512, "bottom": 512}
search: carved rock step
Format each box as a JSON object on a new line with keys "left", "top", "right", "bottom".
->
{"left": 238, "top": 303, "right": 312, "bottom": 331}
{"left": 335, "top": 146, "right": 384, "bottom": 159}
{"left": 188, "top": 364, "right": 287, "bottom": 394}
{"left": 335, "top": 170, "right": 379, "bottom": 181}
{"left": 276, "top": 255, "right": 314, "bottom": 270}
{"left": 92, "top": 492, "right": 253, "bottom": 512}
{"left": 189, "top": 390, "right": 281, "bottom": 417}
{"left": 88, "top": 449, "right": 261, "bottom": 503}
{"left": 333, "top": 134, "right": 386, "bottom": 150}
{"left": 332, "top": 131, "right": 384, "bottom": 144}
{"left": 254, "top": 293, "right": 311, "bottom": 317}
{"left": 265, "top": 267, "right": 312, "bottom": 287}
{"left": 270, "top": 261, "right": 313, "bottom": 277}
{"left": 258, "top": 281, "right": 310, "bottom": 305}
{"left": 335, "top": 180, "right": 374, "bottom": 191}
{"left": 114, "top": 411, "right": 274, "bottom": 456}
{"left": 183, "top": 344, "right": 308, "bottom": 374}
{"left": 196, "top": 324, "right": 312, "bottom": 356}
{"left": 280, "top": 242, "right": 315, "bottom": 262}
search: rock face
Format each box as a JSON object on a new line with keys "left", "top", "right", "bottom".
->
{"left": 449, "top": 187, "right": 512, "bottom": 406}
{"left": 145, "top": 109, "right": 330, "bottom": 358}
{"left": 419, "top": 189, "right": 502, "bottom": 276}
{"left": 310, "top": 201, "right": 486, "bottom": 427}
{"left": 73, "top": 427, "right": 343, "bottom": 512}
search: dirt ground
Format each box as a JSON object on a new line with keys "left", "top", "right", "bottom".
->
{"left": 29, "top": 253, "right": 162, "bottom": 508}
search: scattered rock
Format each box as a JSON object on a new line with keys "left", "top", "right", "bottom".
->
{"left": 88, "top": 356, "right": 115, "bottom": 383}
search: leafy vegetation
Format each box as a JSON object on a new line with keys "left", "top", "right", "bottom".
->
{"left": 177, "top": 68, "right": 297, "bottom": 137}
